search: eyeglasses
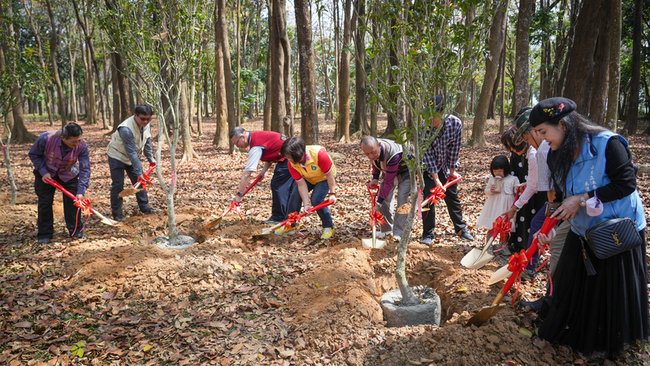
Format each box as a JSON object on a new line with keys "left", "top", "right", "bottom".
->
{"left": 138, "top": 116, "right": 152, "bottom": 122}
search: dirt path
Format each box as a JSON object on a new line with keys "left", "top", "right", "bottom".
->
{"left": 1, "top": 118, "right": 649, "bottom": 365}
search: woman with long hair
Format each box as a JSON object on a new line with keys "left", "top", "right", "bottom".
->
{"left": 531, "top": 97, "right": 648, "bottom": 357}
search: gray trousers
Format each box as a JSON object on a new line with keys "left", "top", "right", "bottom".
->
{"left": 549, "top": 220, "right": 570, "bottom": 276}
{"left": 378, "top": 175, "right": 410, "bottom": 237}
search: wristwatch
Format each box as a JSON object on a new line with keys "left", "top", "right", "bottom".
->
{"left": 579, "top": 194, "right": 586, "bottom": 207}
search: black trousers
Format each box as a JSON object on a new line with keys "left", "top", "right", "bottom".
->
{"left": 109, "top": 157, "right": 151, "bottom": 218}
{"left": 422, "top": 171, "right": 467, "bottom": 239}
{"left": 34, "top": 170, "right": 83, "bottom": 239}
{"left": 269, "top": 160, "right": 296, "bottom": 221}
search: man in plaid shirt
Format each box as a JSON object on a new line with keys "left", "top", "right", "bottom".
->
{"left": 421, "top": 95, "right": 474, "bottom": 245}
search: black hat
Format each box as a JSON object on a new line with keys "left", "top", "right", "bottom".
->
{"left": 423, "top": 95, "right": 444, "bottom": 113}
{"left": 512, "top": 109, "right": 532, "bottom": 146}
{"left": 529, "top": 97, "right": 577, "bottom": 127}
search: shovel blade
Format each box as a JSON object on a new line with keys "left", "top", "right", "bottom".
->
{"left": 101, "top": 217, "right": 119, "bottom": 226}
{"left": 488, "top": 264, "right": 513, "bottom": 285}
{"left": 461, "top": 248, "right": 494, "bottom": 269}
{"left": 466, "top": 303, "right": 506, "bottom": 326}
{"left": 361, "top": 238, "right": 387, "bottom": 249}
{"left": 118, "top": 188, "right": 143, "bottom": 198}
{"left": 202, "top": 217, "right": 223, "bottom": 231}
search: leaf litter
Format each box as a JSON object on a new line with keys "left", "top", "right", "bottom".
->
{"left": 0, "top": 118, "right": 649, "bottom": 365}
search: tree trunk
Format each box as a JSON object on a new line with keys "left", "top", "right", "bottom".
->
{"left": 110, "top": 52, "right": 122, "bottom": 132}
{"left": 604, "top": 0, "right": 621, "bottom": 131}
{"left": 624, "top": 0, "right": 642, "bottom": 135}
{"left": 295, "top": 0, "right": 319, "bottom": 144}
{"left": 318, "top": 13, "right": 333, "bottom": 121}
{"left": 454, "top": 5, "right": 475, "bottom": 118}
{"left": 216, "top": 0, "right": 237, "bottom": 150}
{"left": 269, "top": 0, "right": 289, "bottom": 134}
{"left": 352, "top": 0, "right": 368, "bottom": 136}
{"left": 24, "top": 0, "right": 55, "bottom": 127}
{"left": 68, "top": 41, "right": 79, "bottom": 123}
{"left": 180, "top": 81, "right": 199, "bottom": 163}
{"left": 587, "top": 4, "right": 610, "bottom": 125}
{"left": 213, "top": 0, "right": 229, "bottom": 147}
{"left": 383, "top": 16, "right": 399, "bottom": 138}
{"left": 45, "top": 0, "right": 67, "bottom": 127}
{"left": 84, "top": 43, "right": 97, "bottom": 125}
{"left": 263, "top": 39, "right": 272, "bottom": 131}
{"left": 337, "top": 0, "right": 352, "bottom": 142}
{"left": 513, "top": 0, "right": 533, "bottom": 114}
{"left": 563, "top": 0, "right": 603, "bottom": 115}
{"left": 470, "top": 0, "right": 508, "bottom": 147}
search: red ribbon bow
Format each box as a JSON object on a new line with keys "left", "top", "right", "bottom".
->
{"left": 423, "top": 186, "right": 446, "bottom": 206}
{"left": 282, "top": 212, "right": 302, "bottom": 229}
{"left": 369, "top": 210, "right": 386, "bottom": 228}
{"left": 74, "top": 198, "right": 92, "bottom": 216}
{"left": 137, "top": 173, "right": 153, "bottom": 192}
{"left": 506, "top": 250, "right": 529, "bottom": 305}
{"left": 487, "top": 215, "right": 512, "bottom": 244}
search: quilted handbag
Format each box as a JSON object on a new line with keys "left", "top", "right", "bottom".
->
{"left": 585, "top": 217, "right": 643, "bottom": 260}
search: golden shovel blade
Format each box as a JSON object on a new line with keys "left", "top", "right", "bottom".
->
{"left": 466, "top": 303, "right": 506, "bottom": 326}
{"left": 361, "top": 238, "right": 387, "bottom": 249}
{"left": 118, "top": 187, "right": 143, "bottom": 198}
{"left": 461, "top": 248, "right": 494, "bottom": 269}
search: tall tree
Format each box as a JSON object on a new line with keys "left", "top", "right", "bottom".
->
{"left": 513, "top": 0, "right": 533, "bottom": 114}
{"left": 336, "top": 0, "right": 352, "bottom": 142}
{"left": 269, "top": 0, "right": 292, "bottom": 135}
{"left": 562, "top": 0, "right": 603, "bottom": 114}
{"left": 605, "top": 0, "right": 621, "bottom": 131}
{"left": 213, "top": 0, "right": 229, "bottom": 147}
{"left": 44, "top": 0, "right": 67, "bottom": 127}
{"left": 352, "top": 0, "right": 369, "bottom": 135}
{"left": 295, "top": 0, "right": 319, "bottom": 144}
{"left": 65, "top": 25, "right": 79, "bottom": 123}
{"left": 587, "top": 4, "right": 611, "bottom": 124}
{"left": 470, "top": 0, "right": 509, "bottom": 147}
{"left": 624, "top": 0, "right": 643, "bottom": 135}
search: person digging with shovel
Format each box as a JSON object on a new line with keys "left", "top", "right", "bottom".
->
{"left": 276, "top": 137, "right": 337, "bottom": 240}
{"left": 360, "top": 135, "right": 410, "bottom": 241}
{"left": 107, "top": 104, "right": 159, "bottom": 222}
{"left": 28, "top": 123, "right": 90, "bottom": 244}
{"left": 229, "top": 127, "right": 296, "bottom": 225}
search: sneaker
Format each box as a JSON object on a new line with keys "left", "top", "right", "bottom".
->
{"left": 321, "top": 227, "right": 334, "bottom": 240}
{"left": 393, "top": 235, "right": 401, "bottom": 241}
{"left": 114, "top": 215, "right": 127, "bottom": 222}
{"left": 72, "top": 232, "right": 88, "bottom": 239}
{"left": 458, "top": 229, "right": 475, "bottom": 241}
{"left": 376, "top": 231, "right": 390, "bottom": 239}
{"left": 421, "top": 237, "right": 433, "bottom": 246}
{"left": 38, "top": 237, "right": 51, "bottom": 244}
{"left": 520, "top": 297, "right": 544, "bottom": 312}
{"left": 275, "top": 226, "right": 296, "bottom": 235}
{"left": 520, "top": 269, "right": 537, "bottom": 282}
{"left": 262, "top": 219, "right": 281, "bottom": 225}
{"left": 142, "top": 207, "right": 160, "bottom": 214}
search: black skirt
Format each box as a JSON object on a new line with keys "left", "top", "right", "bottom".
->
{"left": 538, "top": 229, "right": 649, "bottom": 356}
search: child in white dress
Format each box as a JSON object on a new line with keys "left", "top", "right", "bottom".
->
{"left": 476, "top": 155, "right": 519, "bottom": 230}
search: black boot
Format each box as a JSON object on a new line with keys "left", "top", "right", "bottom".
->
{"left": 520, "top": 297, "right": 545, "bottom": 312}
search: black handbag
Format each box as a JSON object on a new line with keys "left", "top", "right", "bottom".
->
{"left": 579, "top": 217, "right": 643, "bottom": 275}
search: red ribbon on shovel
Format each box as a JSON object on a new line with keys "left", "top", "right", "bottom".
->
{"left": 422, "top": 175, "right": 462, "bottom": 207}
{"left": 367, "top": 185, "right": 386, "bottom": 228}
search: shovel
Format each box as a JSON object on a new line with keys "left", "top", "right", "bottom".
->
{"left": 488, "top": 217, "right": 559, "bottom": 285}
{"left": 44, "top": 177, "right": 119, "bottom": 227}
{"left": 259, "top": 200, "right": 335, "bottom": 235}
{"left": 466, "top": 217, "right": 559, "bottom": 326}
{"left": 361, "top": 185, "right": 388, "bottom": 249}
{"left": 201, "top": 173, "right": 264, "bottom": 231}
{"left": 461, "top": 234, "right": 497, "bottom": 269}
{"left": 118, "top": 164, "right": 156, "bottom": 198}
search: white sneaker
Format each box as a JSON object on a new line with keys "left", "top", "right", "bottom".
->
{"left": 393, "top": 235, "right": 401, "bottom": 241}
{"left": 376, "top": 231, "right": 390, "bottom": 239}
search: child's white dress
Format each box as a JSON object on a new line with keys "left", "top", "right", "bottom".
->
{"left": 476, "top": 175, "right": 520, "bottom": 230}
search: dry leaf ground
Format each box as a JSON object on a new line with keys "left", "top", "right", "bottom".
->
{"left": 1, "top": 116, "right": 649, "bottom": 366}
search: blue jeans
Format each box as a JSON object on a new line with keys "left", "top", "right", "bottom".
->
{"left": 287, "top": 180, "right": 333, "bottom": 228}
{"left": 526, "top": 202, "right": 547, "bottom": 271}
{"left": 269, "top": 160, "right": 296, "bottom": 221}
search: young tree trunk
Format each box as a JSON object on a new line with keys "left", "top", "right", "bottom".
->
{"left": 45, "top": 0, "right": 67, "bottom": 127}
{"left": 470, "top": 0, "right": 508, "bottom": 147}
{"left": 295, "top": 0, "right": 318, "bottom": 144}
{"left": 454, "top": 5, "right": 475, "bottom": 118}
{"left": 318, "top": 14, "right": 333, "bottom": 121}
{"left": 513, "top": 0, "right": 533, "bottom": 114}
{"left": 263, "top": 20, "right": 272, "bottom": 132}
{"left": 84, "top": 43, "right": 97, "bottom": 125}
{"left": 605, "top": 0, "right": 621, "bottom": 131}
{"left": 269, "top": 0, "right": 288, "bottom": 134}
{"left": 624, "top": 0, "right": 642, "bottom": 135}
{"left": 563, "top": 0, "right": 603, "bottom": 115}
{"left": 110, "top": 52, "right": 122, "bottom": 132}
{"left": 336, "top": 0, "right": 352, "bottom": 142}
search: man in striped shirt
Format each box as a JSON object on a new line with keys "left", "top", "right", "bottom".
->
{"left": 421, "top": 95, "right": 474, "bottom": 245}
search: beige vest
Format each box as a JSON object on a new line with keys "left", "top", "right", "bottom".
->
{"left": 106, "top": 116, "right": 151, "bottom": 165}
